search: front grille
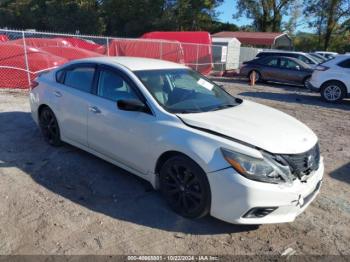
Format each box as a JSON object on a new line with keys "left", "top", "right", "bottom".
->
{"left": 281, "top": 143, "right": 320, "bottom": 178}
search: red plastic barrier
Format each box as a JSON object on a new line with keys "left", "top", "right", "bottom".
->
{"left": 10, "top": 37, "right": 72, "bottom": 48}
{"left": 55, "top": 37, "right": 106, "bottom": 54}
{"left": 141, "top": 31, "right": 213, "bottom": 74}
{"left": 39, "top": 46, "right": 104, "bottom": 61}
{"left": 0, "top": 35, "right": 9, "bottom": 42}
{"left": 0, "top": 43, "right": 67, "bottom": 88}
{"left": 108, "top": 39, "right": 184, "bottom": 63}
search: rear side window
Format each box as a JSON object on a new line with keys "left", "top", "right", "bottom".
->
{"left": 64, "top": 67, "right": 95, "bottom": 93}
{"left": 338, "top": 59, "right": 350, "bottom": 68}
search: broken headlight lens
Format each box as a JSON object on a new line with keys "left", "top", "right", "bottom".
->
{"left": 221, "top": 148, "right": 292, "bottom": 184}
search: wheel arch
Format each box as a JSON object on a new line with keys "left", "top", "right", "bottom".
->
{"left": 153, "top": 150, "right": 209, "bottom": 189}
{"left": 38, "top": 104, "right": 51, "bottom": 119}
{"left": 320, "top": 79, "right": 347, "bottom": 90}
{"left": 248, "top": 69, "right": 263, "bottom": 81}
{"left": 155, "top": 150, "right": 201, "bottom": 175}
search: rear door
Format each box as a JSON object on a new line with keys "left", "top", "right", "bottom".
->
{"left": 54, "top": 63, "right": 96, "bottom": 146}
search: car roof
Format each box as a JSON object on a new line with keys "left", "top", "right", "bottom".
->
{"left": 71, "top": 56, "right": 188, "bottom": 71}
{"left": 258, "top": 55, "right": 309, "bottom": 66}
{"left": 258, "top": 55, "right": 297, "bottom": 61}
{"left": 316, "top": 51, "right": 338, "bottom": 54}
{"left": 259, "top": 50, "right": 306, "bottom": 55}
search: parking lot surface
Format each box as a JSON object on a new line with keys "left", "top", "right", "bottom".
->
{"left": 0, "top": 79, "right": 349, "bottom": 255}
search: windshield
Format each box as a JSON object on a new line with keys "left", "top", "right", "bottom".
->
{"left": 135, "top": 69, "right": 239, "bottom": 113}
{"left": 309, "top": 53, "right": 325, "bottom": 63}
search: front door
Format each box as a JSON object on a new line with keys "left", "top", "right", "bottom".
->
{"left": 87, "top": 66, "right": 155, "bottom": 174}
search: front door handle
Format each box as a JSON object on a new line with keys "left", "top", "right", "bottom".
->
{"left": 89, "top": 106, "right": 101, "bottom": 114}
{"left": 54, "top": 91, "right": 62, "bottom": 97}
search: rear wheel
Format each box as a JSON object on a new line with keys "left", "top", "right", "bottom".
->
{"left": 303, "top": 76, "right": 311, "bottom": 88}
{"left": 320, "top": 81, "right": 346, "bottom": 103}
{"left": 248, "top": 70, "right": 262, "bottom": 83}
{"left": 159, "top": 155, "right": 211, "bottom": 218}
{"left": 39, "top": 107, "right": 62, "bottom": 146}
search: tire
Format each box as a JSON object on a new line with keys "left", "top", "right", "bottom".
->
{"left": 320, "top": 81, "right": 346, "bottom": 103}
{"left": 159, "top": 155, "right": 211, "bottom": 219}
{"left": 303, "top": 76, "right": 311, "bottom": 88}
{"left": 248, "top": 70, "right": 262, "bottom": 83}
{"left": 39, "top": 107, "right": 62, "bottom": 146}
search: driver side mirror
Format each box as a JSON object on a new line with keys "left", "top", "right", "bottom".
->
{"left": 295, "top": 65, "right": 301, "bottom": 70}
{"left": 117, "top": 99, "right": 150, "bottom": 113}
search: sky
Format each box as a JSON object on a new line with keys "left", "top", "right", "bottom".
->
{"left": 216, "top": 0, "right": 312, "bottom": 33}
{"left": 216, "top": 0, "right": 253, "bottom": 27}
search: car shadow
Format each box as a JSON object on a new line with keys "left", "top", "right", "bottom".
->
{"left": 0, "top": 111, "right": 258, "bottom": 235}
{"left": 329, "top": 162, "right": 350, "bottom": 184}
{"left": 238, "top": 91, "right": 350, "bottom": 111}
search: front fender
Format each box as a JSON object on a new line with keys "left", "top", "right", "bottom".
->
{"left": 149, "top": 121, "right": 261, "bottom": 174}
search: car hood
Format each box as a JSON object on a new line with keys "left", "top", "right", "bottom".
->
{"left": 177, "top": 100, "right": 318, "bottom": 154}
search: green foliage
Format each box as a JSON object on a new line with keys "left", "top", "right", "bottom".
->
{"left": 303, "top": 0, "right": 350, "bottom": 50}
{"left": 0, "top": 0, "right": 226, "bottom": 36}
{"left": 0, "top": 0, "right": 104, "bottom": 34}
{"left": 234, "top": 0, "right": 294, "bottom": 32}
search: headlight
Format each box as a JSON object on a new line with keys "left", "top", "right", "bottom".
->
{"left": 221, "top": 148, "right": 292, "bottom": 184}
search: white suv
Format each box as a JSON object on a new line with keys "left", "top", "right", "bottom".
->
{"left": 309, "top": 55, "right": 350, "bottom": 102}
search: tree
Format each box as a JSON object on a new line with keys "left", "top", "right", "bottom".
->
{"left": 282, "top": 0, "right": 303, "bottom": 35}
{"left": 0, "top": 0, "right": 104, "bottom": 34}
{"left": 233, "top": 0, "right": 294, "bottom": 32}
{"left": 304, "top": 0, "right": 350, "bottom": 50}
{"left": 171, "top": 0, "right": 223, "bottom": 31}
{"left": 0, "top": 0, "right": 225, "bottom": 36}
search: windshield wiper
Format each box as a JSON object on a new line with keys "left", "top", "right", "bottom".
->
{"left": 209, "top": 104, "right": 235, "bottom": 111}
{"left": 174, "top": 110, "right": 200, "bottom": 114}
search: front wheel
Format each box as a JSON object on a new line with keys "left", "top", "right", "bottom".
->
{"left": 321, "top": 81, "right": 346, "bottom": 103}
{"left": 159, "top": 155, "right": 211, "bottom": 218}
{"left": 39, "top": 107, "right": 62, "bottom": 146}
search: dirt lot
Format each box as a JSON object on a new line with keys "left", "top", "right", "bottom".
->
{"left": 0, "top": 80, "right": 349, "bottom": 256}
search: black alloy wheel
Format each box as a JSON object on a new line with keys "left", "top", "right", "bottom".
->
{"left": 160, "top": 155, "right": 211, "bottom": 218}
{"left": 39, "top": 107, "right": 62, "bottom": 146}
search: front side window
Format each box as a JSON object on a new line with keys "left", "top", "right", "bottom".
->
{"left": 97, "top": 70, "right": 138, "bottom": 101}
{"left": 265, "top": 57, "right": 278, "bottom": 66}
{"left": 135, "top": 69, "right": 239, "bottom": 113}
{"left": 280, "top": 58, "right": 300, "bottom": 70}
{"left": 64, "top": 67, "right": 95, "bottom": 93}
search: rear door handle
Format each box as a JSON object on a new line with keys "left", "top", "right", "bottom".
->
{"left": 53, "top": 91, "right": 62, "bottom": 97}
{"left": 89, "top": 106, "right": 101, "bottom": 114}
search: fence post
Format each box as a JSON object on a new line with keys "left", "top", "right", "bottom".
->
{"left": 106, "top": 37, "right": 110, "bottom": 56}
{"left": 160, "top": 41, "right": 163, "bottom": 60}
{"left": 195, "top": 44, "right": 199, "bottom": 71}
{"left": 22, "top": 31, "right": 31, "bottom": 89}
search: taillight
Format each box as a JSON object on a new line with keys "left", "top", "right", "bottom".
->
{"left": 30, "top": 80, "right": 39, "bottom": 89}
{"left": 315, "top": 65, "right": 329, "bottom": 71}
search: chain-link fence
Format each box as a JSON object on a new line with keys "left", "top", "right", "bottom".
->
{"left": 0, "top": 29, "right": 227, "bottom": 89}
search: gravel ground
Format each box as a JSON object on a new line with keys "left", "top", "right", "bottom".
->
{"left": 0, "top": 79, "right": 349, "bottom": 256}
